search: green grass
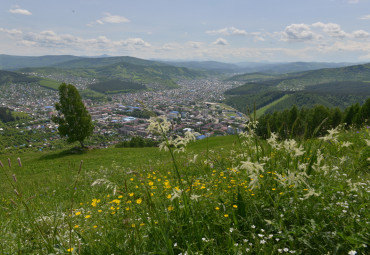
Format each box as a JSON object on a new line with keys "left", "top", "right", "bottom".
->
{"left": 255, "top": 94, "right": 292, "bottom": 117}
{"left": 0, "top": 127, "right": 369, "bottom": 254}
{"left": 38, "top": 78, "right": 61, "bottom": 90}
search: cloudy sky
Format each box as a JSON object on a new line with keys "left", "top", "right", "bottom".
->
{"left": 1, "top": 0, "right": 370, "bottom": 62}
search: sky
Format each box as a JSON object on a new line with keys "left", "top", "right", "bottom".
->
{"left": 1, "top": 0, "right": 370, "bottom": 62}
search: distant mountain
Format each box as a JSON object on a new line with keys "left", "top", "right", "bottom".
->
{"left": 52, "top": 56, "right": 167, "bottom": 69}
{"left": 0, "top": 55, "right": 83, "bottom": 70}
{"left": 163, "top": 61, "right": 240, "bottom": 73}
{"left": 20, "top": 56, "right": 207, "bottom": 90}
{"left": 224, "top": 63, "right": 370, "bottom": 115}
{"left": 238, "top": 62, "right": 353, "bottom": 74}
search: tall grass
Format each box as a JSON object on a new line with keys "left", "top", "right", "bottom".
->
{"left": 0, "top": 123, "right": 369, "bottom": 254}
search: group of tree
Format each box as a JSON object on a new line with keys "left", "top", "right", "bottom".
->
{"left": 256, "top": 97, "right": 370, "bottom": 139}
{"left": 115, "top": 136, "right": 159, "bottom": 148}
{"left": 0, "top": 107, "right": 15, "bottom": 123}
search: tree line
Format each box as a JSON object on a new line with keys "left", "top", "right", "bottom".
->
{"left": 256, "top": 97, "right": 370, "bottom": 139}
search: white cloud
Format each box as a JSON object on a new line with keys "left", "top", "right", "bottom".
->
{"left": 92, "top": 13, "right": 130, "bottom": 25}
{"left": 359, "top": 14, "right": 370, "bottom": 20}
{"left": 206, "top": 27, "right": 247, "bottom": 36}
{"left": 9, "top": 8, "right": 32, "bottom": 15}
{"left": 281, "top": 24, "right": 316, "bottom": 42}
{"left": 187, "top": 41, "right": 203, "bottom": 49}
{"left": 312, "top": 22, "right": 348, "bottom": 38}
{"left": 212, "top": 38, "right": 228, "bottom": 45}
{"left": 352, "top": 30, "right": 370, "bottom": 39}
{"left": 0, "top": 28, "right": 150, "bottom": 52}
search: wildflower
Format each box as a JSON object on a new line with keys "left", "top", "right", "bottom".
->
{"left": 224, "top": 214, "right": 229, "bottom": 218}
{"left": 260, "top": 240, "right": 266, "bottom": 244}
{"left": 168, "top": 206, "right": 174, "bottom": 211}
{"left": 93, "top": 225, "right": 98, "bottom": 228}
{"left": 85, "top": 215, "right": 91, "bottom": 219}
{"left": 132, "top": 224, "right": 135, "bottom": 228}
{"left": 136, "top": 198, "right": 142, "bottom": 204}
{"left": 75, "top": 212, "right": 81, "bottom": 216}
{"left": 167, "top": 194, "right": 172, "bottom": 199}
{"left": 233, "top": 205, "right": 238, "bottom": 209}
{"left": 251, "top": 225, "right": 256, "bottom": 229}
{"left": 74, "top": 225, "right": 79, "bottom": 228}
{"left": 215, "top": 207, "right": 220, "bottom": 210}
{"left": 190, "top": 194, "right": 201, "bottom": 201}
{"left": 129, "top": 193, "right": 134, "bottom": 197}
{"left": 67, "top": 248, "right": 74, "bottom": 252}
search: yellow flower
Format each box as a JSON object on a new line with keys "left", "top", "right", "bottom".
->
{"left": 233, "top": 205, "right": 238, "bottom": 209}
{"left": 85, "top": 215, "right": 91, "bottom": 219}
{"left": 215, "top": 207, "right": 220, "bottom": 210}
{"left": 98, "top": 209, "right": 102, "bottom": 213}
{"left": 129, "top": 193, "right": 134, "bottom": 197}
{"left": 110, "top": 199, "right": 121, "bottom": 204}
{"left": 75, "top": 212, "right": 81, "bottom": 216}
{"left": 132, "top": 223, "right": 136, "bottom": 228}
{"left": 272, "top": 188, "right": 276, "bottom": 191}
{"left": 136, "top": 198, "right": 142, "bottom": 204}
{"left": 167, "top": 194, "right": 172, "bottom": 199}
{"left": 168, "top": 206, "right": 174, "bottom": 211}
{"left": 74, "top": 225, "right": 79, "bottom": 229}
{"left": 140, "top": 223, "right": 145, "bottom": 226}
{"left": 67, "top": 248, "right": 74, "bottom": 252}
{"left": 125, "top": 207, "right": 130, "bottom": 211}
{"left": 224, "top": 214, "right": 229, "bottom": 218}
{"left": 149, "top": 181, "right": 154, "bottom": 186}
{"left": 111, "top": 211, "right": 116, "bottom": 215}
{"left": 118, "top": 195, "right": 123, "bottom": 198}
{"left": 93, "top": 225, "right": 98, "bottom": 228}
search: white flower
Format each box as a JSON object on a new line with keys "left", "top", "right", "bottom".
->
{"left": 251, "top": 225, "right": 256, "bottom": 229}
{"left": 348, "top": 250, "right": 357, "bottom": 255}
{"left": 341, "top": 141, "right": 353, "bottom": 148}
{"left": 190, "top": 194, "right": 201, "bottom": 201}
{"left": 260, "top": 240, "right": 266, "bottom": 244}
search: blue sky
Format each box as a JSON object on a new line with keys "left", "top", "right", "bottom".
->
{"left": 1, "top": 0, "right": 370, "bottom": 62}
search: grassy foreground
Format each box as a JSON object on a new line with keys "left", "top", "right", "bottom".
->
{"left": 0, "top": 124, "right": 369, "bottom": 254}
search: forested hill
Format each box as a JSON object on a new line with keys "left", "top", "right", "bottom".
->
{"left": 19, "top": 57, "right": 207, "bottom": 90}
{"left": 224, "top": 63, "right": 370, "bottom": 115}
{"left": 0, "top": 70, "right": 39, "bottom": 85}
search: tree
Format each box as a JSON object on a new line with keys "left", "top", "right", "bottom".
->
{"left": 52, "top": 83, "right": 94, "bottom": 148}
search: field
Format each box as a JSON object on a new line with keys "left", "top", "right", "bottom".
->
{"left": 0, "top": 122, "right": 369, "bottom": 254}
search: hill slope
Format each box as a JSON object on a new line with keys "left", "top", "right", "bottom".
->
{"left": 224, "top": 63, "right": 370, "bottom": 114}
{"left": 20, "top": 57, "right": 207, "bottom": 90}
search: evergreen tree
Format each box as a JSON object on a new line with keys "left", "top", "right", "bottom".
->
{"left": 52, "top": 83, "right": 94, "bottom": 148}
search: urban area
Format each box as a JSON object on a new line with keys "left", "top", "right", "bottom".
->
{"left": 0, "top": 77, "right": 248, "bottom": 151}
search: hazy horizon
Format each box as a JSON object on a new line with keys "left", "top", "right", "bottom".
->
{"left": 1, "top": 0, "right": 370, "bottom": 62}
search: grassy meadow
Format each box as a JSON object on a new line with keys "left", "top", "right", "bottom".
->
{"left": 0, "top": 123, "right": 369, "bottom": 254}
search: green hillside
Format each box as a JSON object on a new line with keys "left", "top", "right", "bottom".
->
{"left": 224, "top": 63, "right": 370, "bottom": 115}
{"left": 0, "top": 70, "right": 39, "bottom": 85}
{"left": 0, "top": 125, "right": 368, "bottom": 254}
{"left": 20, "top": 57, "right": 207, "bottom": 90}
